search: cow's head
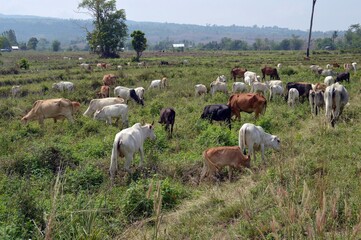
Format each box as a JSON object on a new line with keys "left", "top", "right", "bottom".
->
{"left": 270, "top": 136, "right": 281, "bottom": 151}
{"left": 146, "top": 121, "right": 156, "bottom": 140}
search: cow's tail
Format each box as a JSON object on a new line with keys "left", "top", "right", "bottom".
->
{"left": 109, "top": 137, "right": 121, "bottom": 181}
{"left": 262, "top": 100, "right": 267, "bottom": 115}
{"left": 239, "top": 126, "right": 247, "bottom": 155}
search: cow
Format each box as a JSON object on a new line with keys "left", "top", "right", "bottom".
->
{"left": 93, "top": 103, "right": 129, "bottom": 128}
{"left": 114, "top": 86, "right": 144, "bottom": 106}
{"left": 199, "top": 146, "right": 250, "bottom": 183}
{"left": 134, "top": 87, "right": 145, "bottom": 100}
{"left": 195, "top": 84, "right": 207, "bottom": 96}
{"left": 277, "top": 63, "right": 282, "bottom": 68}
{"left": 251, "top": 82, "right": 268, "bottom": 96}
{"left": 244, "top": 71, "right": 258, "bottom": 85}
{"left": 83, "top": 97, "right": 125, "bottom": 117}
{"left": 320, "top": 69, "right": 335, "bottom": 77}
{"left": 231, "top": 67, "right": 247, "bottom": 81}
{"left": 324, "top": 83, "right": 349, "bottom": 127}
{"left": 11, "top": 85, "right": 21, "bottom": 97}
{"left": 352, "top": 62, "right": 357, "bottom": 73}
{"left": 102, "top": 74, "right": 117, "bottom": 86}
{"left": 344, "top": 63, "right": 352, "bottom": 71}
{"left": 332, "top": 63, "right": 340, "bottom": 68}
{"left": 159, "top": 108, "right": 176, "bottom": 137}
{"left": 324, "top": 76, "right": 334, "bottom": 86}
{"left": 52, "top": 81, "right": 74, "bottom": 92}
{"left": 97, "top": 85, "right": 110, "bottom": 98}
{"left": 261, "top": 66, "right": 280, "bottom": 80}
{"left": 310, "top": 65, "right": 323, "bottom": 75}
{"left": 200, "top": 104, "right": 232, "bottom": 129}
{"left": 210, "top": 81, "right": 227, "bottom": 96}
{"left": 80, "top": 63, "right": 91, "bottom": 71}
{"left": 148, "top": 77, "right": 167, "bottom": 89}
{"left": 335, "top": 72, "right": 350, "bottom": 84}
{"left": 227, "top": 93, "right": 267, "bottom": 121}
{"left": 284, "top": 82, "right": 312, "bottom": 102}
{"left": 232, "top": 82, "right": 247, "bottom": 93}
{"left": 287, "top": 88, "right": 299, "bottom": 108}
{"left": 239, "top": 123, "right": 280, "bottom": 162}
{"left": 21, "top": 98, "right": 80, "bottom": 127}
{"left": 312, "top": 83, "right": 327, "bottom": 92}
{"left": 109, "top": 122, "right": 156, "bottom": 181}
{"left": 137, "top": 62, "right": 147, "bottom": 68}
{"left": 309, "top": 90, "right": 324, "bottom": 116}
{"left": 326, "top": 64, "right": 331, "bottom": 69}
{"left": 265, "top": 80, "right": 283, "bottom": 88}
{"left": 269, "top": 85, "right": 284, "bottom": 101}
{"left": 97, "top": 63, "right": 107, "bottom": 69}
{"left": 216, "top": 75, "right": 227, "bottom": 82}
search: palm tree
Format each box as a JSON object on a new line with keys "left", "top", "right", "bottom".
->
{"left": 306, "top": 0, "right": 317, "bottom": 58}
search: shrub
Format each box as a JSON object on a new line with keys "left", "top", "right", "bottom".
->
{"left": 18, "top": 58, "right": 30, "bottom": 70}
{"left": 64, "top": 164, "right": 104, "bottom": 193}
{"left": 280, "top": 67, "right": 298, "bottom": 76}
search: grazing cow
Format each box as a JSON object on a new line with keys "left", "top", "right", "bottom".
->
{"left": 227, "top": 93, "right": 267, "bottom": 120}
{"left": 269, "top": 85, "right": 284, "bottom": 101}
{"left": 324, "top": 76, "right": 334, "bottom": 86}
{"left": 97, "top": 63, "right": 107, "bottom": 69}
{"left": 117, "top": 65, "right": 123, "bottom": 70}
{"left": 200, "top": 104, "right": 232, "bottom": 129}
{"left": 97, "top": 85, "right": 110, "bottom": 98}
{"left": 210, "top": 81, "right": 227, "bottom": 96}
{"left": 284, "top": 82, "right": 312, "bottom": 102}
{"left": 244, "top": 71, "right": 258, "bottom": 85}
{"left": 266, "top": 80, "right": 283, "bottom": 88}
{"left": 159, "top": 108, "right": 176, "bottom": 137}
{"left": 134, "top": 87, "right": 145, "bottom": 100}
{"left": 310, "top": 65, "right": 323, "bottom": 75}
{"left": 93, "top": 103, "right": 129, "bottom": 127}
{"left": 232, "top": 82, "right": 248, "bottom": 93}
{"left": 231, "top": 67, "right": 247, "bottom": 81}
{"left": 326, "top": 64, "right": 331, "bottom": 69}
{"left": 309, "top": 90, "right": 324, "bottom": 116}
{"left": 251, "top": 82, "right": 268, "bottom": 96}
{"left": 277, "top": 63, "right": 282, "bottom": 68}
{"left": 335, "top": 72, "right": 350, "bottom": 83}
{"left": 287, "top": 88, "right": 299, "bottom": 107}
{"left": 83, "top": 97, "right": 125, "bottom": 117}
{"left": 344, "top": 63, "right": 352, "bottom": 71}
{"left": 148, "top": 78, "right": 167, "bottom": 89}
{"left": 199, "top": 146, "right": 250, "bottom": 183}
{"left": 195, "top": 84, "right": 207, "bottom": 96}
{"left": 320, "top": 69, "right": 335, "bottom": 77}
{"left": 216, "top": 75, "right": 227, "bottom": 82}
{"left": 21, "top": 98, "right": 80, "bottom": 127}
{"left": 261, "top": 66, "right": 280, "bottom": 80}
{"left": 239, "top": 123, "right": 280, "bottom": 162}
{"left": 52, "top": 81, "right": 74, "bottom": 92}
{"left": 102, "top": 74, "right": 117, "bottom": 86}
{"left": 114, "top": 86, "right": 144, "bottom": 106}
{"left": 109, "top": 122, "right": 156, "bottom": 181}
{"left": 160, "top": 61, "right": 169, "bottom": 66}
{"left": 352, "top": 62, "right": 357, "bottom": 73}
{"left": 312, "top": 83, "right": 327, "bottom": 92}
{"left": 80, "top": 63, "right": 91, "bottom": 71}
{"left": 332, "top": 63, "right": 340, "bottom": 68}
{"left": 11, "top": 85, "right": 21, "bottom": 97}
{"left": 324, "top": 83, "right": 349, "bottom": 127}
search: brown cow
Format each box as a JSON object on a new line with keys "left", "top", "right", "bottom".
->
{"left": 102, "top": 74, "right": 117, "bottom": 86}
{"left": 227, "top": 93, "right": 267, "bottom": 120}
{"left": 21, "top": 98, "right": 80, "bottom": 127}
{"left": 97, "top": 63, "right": 107, "bottom": 69}
{"left": 261, "top": 66, "right": 280, "bottom": 80}
{"left": 97, "top": 85, "right": 110, "bottom": 98}
{"left": 231, "top": 67, "right": 247, "bottom": 81}
{"left": 200, "top": 146, "right": 250, "bottom": 183}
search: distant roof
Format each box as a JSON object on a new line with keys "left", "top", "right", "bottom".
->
{"left": 172, "top": 44, "right": 185, "bottom": 48}
{"left": 11, "top": 46, "right": 19, "bottom": 50}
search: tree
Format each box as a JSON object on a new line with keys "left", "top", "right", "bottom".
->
{"left": 27, "top": 37, "right": 39, "bottom": 50}
{"left": 0, "top": 36, "right": 10, "bottom": 49}
{"left": 37, "top": 38, "right": 50, "bottom": 51}
{"left": 131, "top": 30, "right": 147, "bottom": 62}
{"left": 306, "top": 0, "right": 317, "bottom": 58}
{"left": 2, "top": 29, "right": 18, "bottom": 46}
{"left": 332, "top": 31, "right": 338, "bottom": 44}
{"left": 52, "top": 40, "right": 61, "bottom": 52}
{"left": 78, "top": 0, "right": 128, "bottom": 58}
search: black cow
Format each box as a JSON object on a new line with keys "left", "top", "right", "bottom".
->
{"left": 159, "top": 108, "right": 176, "bottom": 137}
{"left": 284, "top": 82, "right": 312, "bottom": 102}
{"left": 335, "top": 72, "right": 350, "bottom": 83}
{"left": 129, "top": 89, "right": 144, "bottom": 106}
{"left": 200, "top": 104, "right": 231, "bottom": 129}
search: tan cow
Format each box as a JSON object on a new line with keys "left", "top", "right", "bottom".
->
{"left": 97, "top": 85, "right": 110, "bottom": 98}
{"left": 227, "top": 93, "right": 267, "bottom": 120}
{"left": 200, "top": 146, "right": 250, "bottom": 183}
{"left": 21, "top": 98, "right": 80, "bottom": 127}
{"left": 102, "top": 74, "right": 117, "bottom": 86}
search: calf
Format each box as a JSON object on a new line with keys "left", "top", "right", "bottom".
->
{"left": 148, "top": 78, "right": 167, "bottom": 89}
{"left": 52, "top": 81, "right": 74, "bottom": 91}
{"left": 251, "top": 82, "right": 268, "bottom": 96}
{"left": 269, "top": 85, "right": 284, "bottom": 101}
{"left": 288, "top": 88, "right": 299, "bottom": 108}
{"left": 83, "top": 97, "right": 125, "bottom": 117}
{"left": 195, "top": 84, "right": 207, "bottom": 96}
{"left": 114, "top": 86, "right": 144, "bottom": 106}
{"left": 232, "top": 82, "right": 247, "bottom": 93}
{"left": 201, "top": 104, "right": 231, "bottom": 129}
{"left": 200, "top": 146, "right": 250, "bottom": 183}
{"left": 335, "top": 72, "right": 350, "bottom": 83}
{"left": 159, "top": 108, "right": 176, "bottom": 137}
{"left": 102, "top": 74, "right": 117, "bottom": 86}
{"left": 97, "top": 85, "right": 110, "bottom": 98}
{"left": 309, "top": 90, "right": 324, "bottom": 116}
{"left": 239, "top": 123, "right": 280, "bottom": 162}
{"left": 210, "top": 81, "right": 227, "bottom": 96}
{"left": 93, "top": 103, "right": 129, "bottom": 128}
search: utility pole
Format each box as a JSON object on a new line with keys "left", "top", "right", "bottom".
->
{"left": 306, "top": 0, "right": 317, "bottom": 58}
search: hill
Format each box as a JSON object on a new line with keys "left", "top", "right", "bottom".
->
{"left": 0, "top": 13, "right": 337, "bottom": 45}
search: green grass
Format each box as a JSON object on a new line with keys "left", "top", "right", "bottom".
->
{"left": 0, "top": 50, "right": 360, "bottom": 239}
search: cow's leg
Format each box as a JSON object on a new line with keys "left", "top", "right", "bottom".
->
{"left": 261, "top": 144, "right": 265, "bottom": 162}
{"left": 170, "top": 123, "right": 174, "bottom": 137}
{"left": 249, "top": 144, "right": 255, "bottom": 163}
{"left": 124, "top": 153, "right": 133, "bottom": 173}
{"left": 107, "top": 117, "right": 112, "bottom": 125}
{"left": 199, "top": 164, "right": 208, "bottom": 183}
{"left": 228, "top": 166, "right": 233, "bottom": 182}
{"left": 139, "top": 147, "right": 145, "bottom": 167}
{"left": 65, "top": 114, "right": 74, "bottom": 124}
{"left": 38, "top": 117, "right": 45, "bottom": 127}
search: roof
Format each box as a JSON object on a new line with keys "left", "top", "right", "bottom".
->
{"left": 172, "top": 44, "right": 185, "bottom": 48}
{"left": 11, "top": 46, "right": 19, "bottom": 50}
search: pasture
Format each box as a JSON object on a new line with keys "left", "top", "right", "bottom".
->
{"left": 0, "top": 50, "right": 360, "bottom": 239}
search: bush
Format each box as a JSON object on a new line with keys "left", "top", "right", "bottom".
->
{"left": 18, "top": 58, "right": 30, "bottom": 70}
{"left": 64, "top": 164, "right": 104, "bottom": 193}
{"left": 280, "top": 67, "right": 297, "bottom": 76}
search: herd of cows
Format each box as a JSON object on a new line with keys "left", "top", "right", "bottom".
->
{"left": 15, "top": 59, "right": 356, "bottom": 183}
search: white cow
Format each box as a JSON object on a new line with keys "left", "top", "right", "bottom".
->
{"left": 52, "top": 81, "right": 74, "bottom": 91}
{"left": 352, "top": 62, "right": 357, "bottom": 73}
{"left": 244, "top": 71, "right": 258, "bottom": 85}
{"left": 266, "top": 80, "right": 283, "bottom": 88}
{"left": 288, "top": 88, "right": 299, "bottom": 107}
{"left": 195, "top": 84, "right": 207, "bottom": 96}
{"left": 309, "top": 90, "right": 325, "bottom": 116}
{"left": 93, "top": 103, "right": 129, "bottom": 127}
{"left": 216, "top": 75, "right": 227, "bottom": 82}
{"left": 251, "top": 82, "right": 268, "bottom": 96}
{"left": 326, "top": 64, "right": 331, "bottom": 69}
{"left": 239, "top": 123, "right": 280, "bottom": 162}
{"left": 210, "top": 81, "right": 227, "bottom": 96}
{"left": 83, "top": 97, "right": 125, "bottom": 117}
{"left": 269, "top": 85, "right": 284, "bottom": 101}
{"left": 114, "top": 86, "right": 144, "bottom": 105}
{"left": 11, "top": 85, "right": 21, "bottom": 97}
{"left": 324, "top": 83, "right": 349, "bottom": 127}
{"left": 324, "top": 76, "right": 334, "bottom": 86}
{"left": 109, "top": 122, "right": 156, "bottom": 181}
{"left": 320, "top": 69, "right": 335, "bottom": 77}
{"left": 80, "top": 63, "right": 91, "bottom": 70}
{"left": 148, "top": 78, "right": 167, "bottom": 89}
{"left": 134, "top": 87, "right": 145, "bottom": 100}
{"left": 277, "top": 63, "right": 282, "bottom": 68}
{"left": 232, "top": 82, "right": 247, "bottom": 93}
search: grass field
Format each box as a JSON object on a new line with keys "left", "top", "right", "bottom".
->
{"left": 0, "top": 50, "right": 360, "bottom": 239}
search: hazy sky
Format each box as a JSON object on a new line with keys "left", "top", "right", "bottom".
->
{"left": 1, "top": 0, "right": 360, "bottom": 31}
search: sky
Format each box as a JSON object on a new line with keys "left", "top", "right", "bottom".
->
{"left": 1, "top": 0, "right": 360, "bottom": 32}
